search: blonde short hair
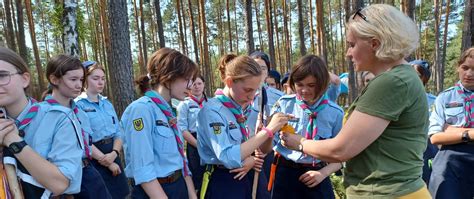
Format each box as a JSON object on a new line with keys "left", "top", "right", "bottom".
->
{"left": 348, "top": 4, "right": 419, "bottom": 61}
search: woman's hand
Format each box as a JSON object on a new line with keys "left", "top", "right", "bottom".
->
{"left": 230, "top": 156, "right": 255, "bottom": 180}
{"left": 299, "top": 170, "right": 328, "bottom": 188}
{"left": 266, "top": 113, "right": 291, "bottom": 133}
{"left": 0, "top": 119, "right": 22, "bottom": 146}
{"left": 99, "top": 152, "right": 117, "bottom": 167}
{"left": 107, "top": 162, "right": 122, "bottom": 176}
{"left": 280, "top": 132, "right": 305, "bottom": 151}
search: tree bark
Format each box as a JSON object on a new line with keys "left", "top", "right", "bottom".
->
{"left": 25, "top": 0, "right": 45, "bottom": 92}
{"left": 316, "top": 0, "right": 327, "bottom": 62}
{"left": 15, "top": 0, "right": 27, "bottom": 61}
{"left": 309, "top": 0, "right": 315, "bottom": 54}
{"left": 264, "top": 0, "right": 276, "bottom": 69}
{"left": 254, "top": 0, "right": 263, "bottom": 50}
{"left": 226, "top": 0, "right": 233, "bottom": 52}
{"left": 198, "top": 0, "right": 211, "bottom": 92}
{"left": 283, "top": 0, "right": 291, "bottom": 71}
{"left": 461, "top": 0, "right": 474, "bottom": 52}
{"left": 154, "top": 0, "right": 165, "bottom": 48}
{"left": 187, "top": 0, "right": 199, "bottom": 64}
{"left": 63, "top": 0, "right": 80, "bottom": 57}
{"left": 133, "top": 0, "right": 145, "bottom": 75}
{"left": 3, "top": 0, "right": 16, "bottom": 50}
{"left": 297, "top": 0, "right": 306, "bottom": 56}
{"left": 244, "top": 0, "right": 255, "bottom": 54}
{"left": 434, "top": 0, "right": 442, "bottom": 93}
{"left": 176, "top": 0, "right": 186, "bottom": 53}
{"left": 440, "top": 0, "right": 451, "bottom": 91}
{"left": 139, "top": 0, "right": 147, "bottom": 65}
{"left": 107, "top": 0, "right": 135, "bottom": 116}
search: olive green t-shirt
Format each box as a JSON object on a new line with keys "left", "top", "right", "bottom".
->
{"left": 344, "top": 64, "right": 428, "bottom": 198}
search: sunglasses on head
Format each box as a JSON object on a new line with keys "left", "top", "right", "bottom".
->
{"left": 352, "top": 8, "right": 369, "bottom": 22}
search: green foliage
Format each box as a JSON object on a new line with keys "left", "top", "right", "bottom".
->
{"left": 330, "top": 174, "right": 346, "bottom": 199}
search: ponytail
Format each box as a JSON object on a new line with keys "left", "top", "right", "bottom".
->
{"left": 135, "top": 75, "right": 151, "bottom": 95}
{"left": 218, "top": 54, "right": 238, "bottom": 81}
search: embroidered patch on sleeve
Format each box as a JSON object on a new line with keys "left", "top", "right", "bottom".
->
{"left": 133, "top": 118, "right": 144, "bottom": 131}
{"left": 209, "top": 122, "right": 225, "bottom": 135}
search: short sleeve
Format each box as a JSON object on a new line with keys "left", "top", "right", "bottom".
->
{"left": 428, "top": 95, "right": 445, "bottom": 135}
{"left": 355, "top": 74, "right": 408, "bottom": 121}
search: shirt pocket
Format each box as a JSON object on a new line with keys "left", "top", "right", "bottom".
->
{"left": 154, "top": 125, "right": 177, "bottom": 154}
{"left": 189, "top": 107, "right": 200, "bottom": 120}
{"left": 86, "top": 111, "right": 106, "bottom": 133}
{"left": 445, "top": 107, "right": 465, "bottom": 125}
{"left": 228, "top": 127, "right": 243, "bottom": 144}
{"left": 316, "top": 126, "right": 333, "bottom": 140}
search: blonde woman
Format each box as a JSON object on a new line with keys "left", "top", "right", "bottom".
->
{"left": 281, "top": 4, "right": 431, "bottom": 198}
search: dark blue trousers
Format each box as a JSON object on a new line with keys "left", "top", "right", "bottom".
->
{"left": 422, "top": 140, "right": 438, "bottom": 185}
{"left": 131, "top": 175, "right": 188, "bottom": 199}
{"left": 247, "top": 169, "right": 271, "bottom": 199}
{"left": 204, "top": 167, "right": 251, "bottom": 199}
{"left": 271, "top": 165, "right": 335, "bottom": 199}
{"left": 187, "top": 133, "right": 205, "bottom": 194}
{"left": 429, "top": 144, "right": 474, "bottom": 199}
{"left": 92, "top": 141, "right": 130, "bottom": 199}
{"left": 74, "top": 163, "right": 112, "bottom": 199}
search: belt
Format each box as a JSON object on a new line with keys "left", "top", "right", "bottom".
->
{"left": 277, "top": 156, "right": 327, "bottom": 170}
{"left": 93, "top": 137, "right": 114, "bottom": 145}
{"left": 157, "top": 169, "right": 182, "bottom": 184}
{"left": 82, "top": 158, "right": 91, "bottom": 168}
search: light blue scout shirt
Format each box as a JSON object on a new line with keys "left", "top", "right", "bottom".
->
{"left": 426, "top": 93, "right": 437, "bottom": 113}
{"left": 75, "top": 93, "right": 121, "bottom": 142}
{"left": 326, "top": 83, "right": 341, "bottom": 102}
{"left": 16, "top": 99, "right": 83, "bottom": 194}
{"left": 177, "top": 96, "right": 206, "bottom": 133}
{"left": 271, "top": 94, "right": 343, "bottom": 164}
{"left": 197, "top": 97, "right": 246, "bottom": 169}
{"left": 429, "top": 84, "right": 468, "bottom": 135}
{"left": 121, "top": 95, "right": 186, "bottom": 185}
{"left": 247, "top": 86, "right": 284, "bottom": 135}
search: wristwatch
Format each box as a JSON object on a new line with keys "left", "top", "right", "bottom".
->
{"left": 8, "top": 140, "right": 28, "bottom": 154}
{"left": 462, "top": 130, "right": 471, "bottom": 143}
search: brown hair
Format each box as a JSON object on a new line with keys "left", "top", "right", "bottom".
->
{"left": 217, "top": 54, "right": 262, "bottom": 82}
{"left": 0, "top": 47, "right": 29, "bottom": 74}
{"left": 84, "top": 62, "right": 106, "bottom": 88}
{"left": 413, "top": 65, "right": 429, "bottom": 86}
{"left": 289, "top": 55, "right": 329, "bottom": 100}
{"left": 43, "top": 55, "right": 84, "bottom": 98}
{"left": 135, "top": 47, "right": 198, "bottom": 94}
{"left": 458, "top": 47, "right": 474, "bottom": 67}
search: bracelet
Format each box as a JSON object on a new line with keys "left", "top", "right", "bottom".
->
{"left": 113, "top": 149, "right": 120, "bottom": 157}
{"left": 261, "top": 127, "right": 274, "bottom": 138}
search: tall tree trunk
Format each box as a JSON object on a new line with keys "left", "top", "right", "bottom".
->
{"left": 198, "top": 0, "right": 211, "bottom": 94}
{"left": 264, "top": 0, "right": 276, "bottom": 69}
{"left": 154, "top": 0, "right": 165, "bottom": 48}
{"left": 38, "top": 0, "right": 50, "bottom": 60}
{"left": 440, "top": 0, "right": 450, "bottom": 91}
{"left": 63, "top": 0, "right": 80, "bottom": 57}
{"left": 150, "top": 2, "right": 158, "bottom": 50}
{"left": 316, "top": 0, "right": 327, "bottom": 62}
{"left": 308, "top": 0, "right": 315, "bottom": 54}
{"left": 25, "top": 0, "right": 45, "bottom": 92}
{"left": 217, "top": 0, "right": 224, "bottom": 55}
{"left": 405, "top": 0, "right": 415, "bottom": 20}
{"left": 234, "top": 0, "right": 239, "bottom": 54}
{"left": 3, "top": 0, "right": 16, "bottom": 50}
{"left": 133, "top": 0, "right": 145, "bottom": 74}
{"left": 226, "top": 0, "right": 233, "bottom": 52}
{"left": 187, "top": 0, "right": 199, "bottom": 64}
{"left": 434, "top": 0, "right": 442, "bottom": 93}
{"left": 180, "top": 0, "right": 188, "bottom": 55}
{"left": 84, "top": 0, "right": 97, "bottom": 61}
{"left": 272, "top": 0, "right": 281, "bottom": 69}
{"left": 139, "top": 0, "right": 147, "bottom": 65}
{"left": 297, "top": 0, "right": 306, "bottom": 56}
{"left": 15, "top": 0, "right": 27, "bottom": 61}
{"left": 461, "top": 0, "right": 474, "bottom": 52}
{"left": 283, "top": 0, "right": 290, "bottom": 71}
{"left": 244, "top": 0, "right": 254, "bottom": 54}
{"left": 107, "top": 0, "right": 135, "bottom": 116}
{"left": 347, "top": 0, "right": 364, "bottom": 101}
{"left": 176, "top": 0, "right": 186, "bottom": 53}
{"left": 254, "top": 0, "right": 263, "bottom": 50}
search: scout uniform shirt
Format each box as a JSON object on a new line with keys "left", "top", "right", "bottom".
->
{"left": 3, "top": 99, "right": 84, "bottom": 195}
{"left": 121, "top": 95, "right": 187, "bottom": 185}
{"left": 197, "top": 97, "right": 248, "bottom": 169}
{"left": 75, "top": 93, "right": 121, "bottom": 142}
{"left": 270, "top": 94, "right": 343, "bottom": 163}
{"left": 177, "top": 96, "right": 206, "bottom": 134}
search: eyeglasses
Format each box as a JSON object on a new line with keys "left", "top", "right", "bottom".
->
{"left": 0, "top": 71, "right": 20, "bottom": 86}
{"left": 352, "top": 8, "right": 368, "bottom": 22}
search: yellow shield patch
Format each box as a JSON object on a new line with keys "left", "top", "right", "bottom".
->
{"left": 213, "top": 125, "right": 221, "bottom": 135}
{"left": 133, "top": 118, "right": 144, "bottom": 131}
